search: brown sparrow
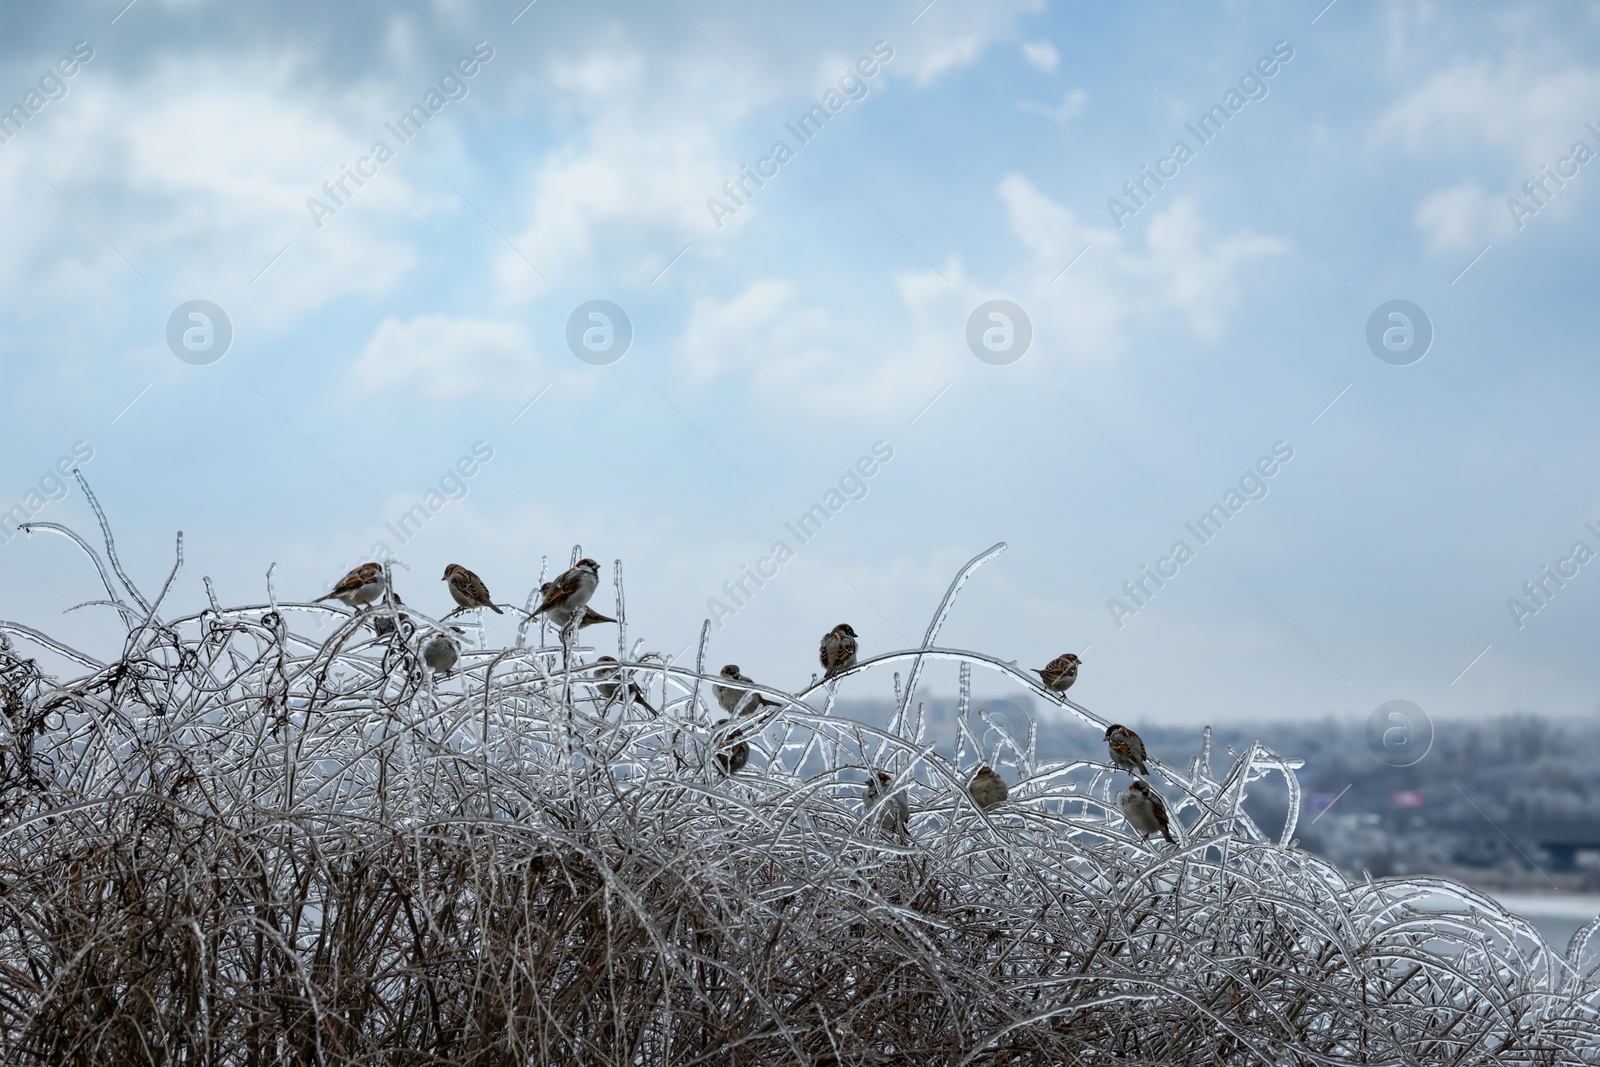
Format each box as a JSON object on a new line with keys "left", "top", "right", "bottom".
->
{"left": 593, "top": 655, "right": 656, "bottom": 715}
{"left": 1118, "top": 779, "right": 1173, "bottom": 844}
{"left": 969, "top": 766, "right": 1008, "bottom": 810}
{"left": 422, "top": 628, "right": 461, "bottom": 676}
{"left": 716, "top": 728, "right": 749, "bottom": 775}
{"left": 538, "top": 582, "right": 615, "bottom": 628}
{"left": 443, "top": 563, "right": 502, "bottom": 613}
{"left": 1033, "top": 653, "right": 1081, "bottom": 693}
{"left": 715, "top": 664, "right": 779, "bottom": 716}
{"left": 316, "top": 562, "right": 386, "bottom": 608}
{"left": 531, "top": 559, "right": 602, "bottom": 629}
{"left": 819, "top": 623, "right": 859, "bottom": 679}
{"left": 863, "top": 770, "right": 909, "bottom": 838}
{"left": 1104, "top": 724, "right": 1149, "bottom": 775}
{"left": 371, "top": 594, "right": 408, "bottom": 636}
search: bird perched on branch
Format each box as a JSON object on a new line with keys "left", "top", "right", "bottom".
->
{"left": 1033, "top": 652, "right": 1081, "bottom": 693}
{"left": 539, "top": 582, "right": 615, "bottom": 629}
{"left": 819, "top": 623, "right": 858, "bottom": 680}
{"left": 316, "top": 563, "right": 386, "bottom": 609}
{"left": 715, "top": 664, "right": 780, "bottom": 716}
{"left": 1104, "top": 724, "right": 1150, "bottom": 775}
{"left": 370, "top": 594, "right": 408, "bottom": 637}
{"left": 969, "top": 766, "right": 1008, "bottom": 810}
{"left": 594, "top": 656, "right": 656, "bottom": 715}
{"left": 1118, "top": 779, "right": 1173, "bottom": 844}
{"left": 716, "top": 728, "right": 749, "bottom": 775}
{"left": 531, "top": 559, "right": 602, "bottom": 630}
{"left": 443, "top": 564, "right": 502, "bottom": 614}
{"left": 422, "top": 628, "right": 462, "bottom": 677}
{"left": 863, "top": 771, "right": 910, "bottom": 838}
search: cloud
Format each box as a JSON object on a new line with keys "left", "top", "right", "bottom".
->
{"left": 1413, "top": 182, "right": 1495, "bottom": 252}
{"left": 1018, "top": 87, "right": 1087, "bottom": 123}
{"left": 350, "top": 315, "right": 543, "bottom": 398}
{"left": 1022, "top": 40, "right": 1059, "bottom": 72}
{"left": 1374, "top": 57, "right": 1600, "bottom": 251}
{"left": 671, "top": 176, "right": 1285, "bottom": 417}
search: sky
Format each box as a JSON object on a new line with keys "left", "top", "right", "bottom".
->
{"left": 0, "top": 0, "right": 1597, "bottom": 730}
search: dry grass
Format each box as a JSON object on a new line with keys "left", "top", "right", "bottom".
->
{"left": 0, "top": 483, "right": 1595, "bottom": 1065}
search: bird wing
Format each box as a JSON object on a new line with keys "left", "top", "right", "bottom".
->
{"left": 532, "top": 568, "right": 581, "bottom": 615}
{"left": 321, "top": 563, "right": 379, "bottom": 599}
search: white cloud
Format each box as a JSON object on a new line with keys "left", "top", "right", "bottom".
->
{"left": 1374, "top": 57, "right": 1600, "bottom": 252}
{"left": 350, "top": 315, "right": 544, "bottom": 398}
{"left": 1413, "top": 181, "right": 1495, "bottom": 252}
{"left": 1018, "top": 87, "right": 1087, "bottom": 123}
{"left": 1021, "top": 40, "right": 1059, "bottom": 71}
{"left": 672, "top": 176, "right": 1285, "bottom": 417}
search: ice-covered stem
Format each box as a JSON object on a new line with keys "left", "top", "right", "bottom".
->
{"left": 613, "top": 558, "right": 627, "bottom": 661}
{"left": 73, "top": 470, "right": 151, "bottom": 615}
{"left": 894, "top": 542, "right": 1006, "bottom": 726}
{"left": 15, "top": 521, "right": 127, "bottom": 622}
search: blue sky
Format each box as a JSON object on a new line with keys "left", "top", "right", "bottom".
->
{"left": 0, "top": 0, "right": 1597, "bottom": 727}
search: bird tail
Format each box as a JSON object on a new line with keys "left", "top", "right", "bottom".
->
{"left": 490, "top": 604, "right": 505, "bottom": 614}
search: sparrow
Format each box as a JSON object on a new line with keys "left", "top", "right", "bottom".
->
{"left": 1033, "top": 653, "right": 1082, "bottom": 693}
{"left": 969, "top": 766, "right": 1009, "bottom": 811}
{"left": 1104, "top": 724, "right": 1150, "bottom": 776}
{"left": 443, "top": 564, "right": 502, "bottom": 613}
{"left": 422, "top": 628, "right": 461, "bottom": 676}
{"left": 371, "top": 594, "right": 408, "bottom": 636}
{"left": 819, "top": 623, "right": 859, "bottom": 680}
{"left": 539, "top": 582, "right": 615, "bottom": 629}
{"left": 316, "top": 563, "right": 386, "bottom": 609}
{"left": 715, "top": 728, "right": 749, "bottom": 775}
{"left": 1118, "top": 779, "right": 1173, "bottom": 844}
{"left": 531, "top": 559, "right": 602, "bottom": 629}
{"left": 715, "top": 664, "right": 780, "bottom": 717}
{"left": 593, "top": 655, "right": 656, "bottom": 715}
{"left": 863, "top": 770, "right": 910, "bottom": 838}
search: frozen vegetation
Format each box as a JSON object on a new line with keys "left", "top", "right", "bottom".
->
{"left": 0, "top": 479, "right": 1596, "bottom": 1064}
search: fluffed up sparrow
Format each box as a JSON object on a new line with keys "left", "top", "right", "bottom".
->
{"left": 422, "top": 628, "right": 463, "bottom": 676}
{"left": 716, "top": 728, "right": 749, "bottom": 775}
{"left": 593, "top": 655, "right": 656, "bottom": 715}
{"left": 1118, "top": 779, "right": 1173, "bottom": 844}
{"left": 531, "top": 559, "right": 602, "bottom": 630}
{"left": 863, "top": 770, "right": 910, "bottom": 838}
{"left": 1033, "top": 653, "right": 1081, "bottom": 693}
{"left": 538, "top": 582, "right": 615, "bottom": 628}
{"left": 715, "top": 664, "right": 780, "bottom": 717}
{"left": 443, "top": 564, "right": 502, "bottom": 614}
{"left": 317, "top": 562, "right": 386, "bottom": 609}
{"left": 1104, "top": 724, "right": 1150, "bottom": 775}
{"left": 969, "top": 766, "right": 1009, "bottom": 811}
{"left": 819, "top": 623, "right": 859, "bottom": 680}
{"left": 371, "top": 594, "right": 409, "bottom": 636}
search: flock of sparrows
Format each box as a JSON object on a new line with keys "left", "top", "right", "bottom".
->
{"left": 315, "top": 560, "right": 1171, "bottom": 846}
